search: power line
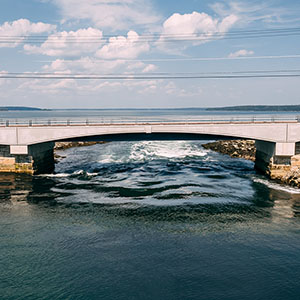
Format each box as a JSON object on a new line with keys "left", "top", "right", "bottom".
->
{"left": 4, "top": 69, "right": 300, "bottom": 76}
{"left": 37, "top": 54, "right": 300, "bottom": 63}
{"left": 1, "top": 70, "right": 300, "bottom": 80}
{"left": 1, "top": 33, "right": 299, "bottom": 43}
{"left": 2, "top": 26, "right": 300, "bottom": 38}
{"left": 1, "top": 75, "right": 300, "bottom": 79}
{"left": 1, "top": 27, "right": 300, "bottom": 44}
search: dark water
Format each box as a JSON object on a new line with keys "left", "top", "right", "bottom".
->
{"left": 1, "top": 140, "right": 300, "bottom": 300}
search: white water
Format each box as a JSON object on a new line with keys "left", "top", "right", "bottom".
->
{"left": 253, "top": 177, "right": 300, "bottom": 194}
{"left": 98, "top": 141, "right": 208, "bottom": 164}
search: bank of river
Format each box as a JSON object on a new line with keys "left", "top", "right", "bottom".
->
{"left": 203, "top": 140, "right": 300, "bottom": 188}
{"left": 202, "top": 140, "right": 256, "bottom": 161}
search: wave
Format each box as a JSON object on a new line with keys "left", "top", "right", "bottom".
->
{"left": 98, "top": 141, "right": 208, "bottom": 164}
{"left": 52, "top": 191, "right": 246, "bottom": 207}
{"left": 38, "top": 170, "right": 99, "bottom": 178}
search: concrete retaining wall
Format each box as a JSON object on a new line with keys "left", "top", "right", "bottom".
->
{"left": 0, "top": 142, "right": 54, "bottom": 175}
{"left": 255, "top": 140, "right": 276, "bottom": 173}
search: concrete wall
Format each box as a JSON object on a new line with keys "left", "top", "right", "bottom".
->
{"left": 0, "top": 142, "right": 54, "bottom": 175}
{"left": 255, "top": 140, "right": 300, "bottom": 181}
{"left": 29, "top": 142, "right": 55, "bottom": 174}
{"left": 1, "top": 122, "right": 300, "bottom": 146}
{"left": 255, "top": 140, "right": 276, "bottom": 173}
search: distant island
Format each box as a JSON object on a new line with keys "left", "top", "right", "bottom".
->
{"left": 2, "top": 105, "right": 300, "bottom": 112}
{"left": 0, "top": 106, "right": 50, "bottom": 111}
{"left": 206, "top": 105, "right": 300, "bottom": 112}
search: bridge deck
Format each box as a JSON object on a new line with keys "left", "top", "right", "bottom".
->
{"left": 0, "top": 120, "right": 299, "bottom": 127}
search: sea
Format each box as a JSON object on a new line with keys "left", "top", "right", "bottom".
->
{"left": 0, "top": 109, "right": 300, "bottom": 300}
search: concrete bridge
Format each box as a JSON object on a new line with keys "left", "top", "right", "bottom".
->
{"left": 1, "top": 120, "right": 300, "bottom": 175}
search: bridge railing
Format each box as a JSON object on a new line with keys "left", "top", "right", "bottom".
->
{"left": 0, "top": 116, "right": 300, "bottom": 126}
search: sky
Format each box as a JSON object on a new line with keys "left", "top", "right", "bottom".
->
{"left": 0, "top": 0, "right": 300, "bottom": 108}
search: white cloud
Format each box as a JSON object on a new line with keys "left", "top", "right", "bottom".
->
{"left": 210, "top": 1, "right": 292, "bottom": 25}
{"left": 0, "top": 71, "right": 10, "bottom": 86}
{"left": 42, "top": 57, "right": 126, "bottom": 73}
{"left": 96, "top": 31, "right": 150, "bottom": 59}
{"left": 50, "top": 0, "right": 161, "bottom": 30}
{"left": 0, "top": 19, "right": 56, "bottom": 48}
{"left": 125, "top": 62, "right": 157, "bottom": 73}
{"left": 142, "top": 64, "right": 157, "bottom": 73}
{"left": 164, "top": 81, "right": 203, "bottom": 97}
{"left": 24, "top": 28, "right": 103, "bottom": 56}
{"left": 126, "top": 61, "right": 145, "bottom": 71}
{"left": 158, "top": 11, "right": 238, "bottom": 50}
{"left": 229, "top": 49, "right": 254, "bottom": 58}
{"left": 42, "top": 56, "right": 156, "bottom": 76}
{"left": 18, "top": 78, "right": 76, "bottom": 94}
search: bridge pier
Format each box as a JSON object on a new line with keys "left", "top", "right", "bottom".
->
{"left": 0, "top": 142, "right": 55, "bottom": 175}
{"left": 255, "top": 141, "right": 300, "bottom": 180}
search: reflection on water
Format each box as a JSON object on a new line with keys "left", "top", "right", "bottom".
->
{"left": 1, "top": 141, "right": 300, "bottom": 300}
{"left": 0, "top": 141, "right": 299, "bottom": 225}
{"left": 0, "top": 174, "right": 31, "bottom": 205}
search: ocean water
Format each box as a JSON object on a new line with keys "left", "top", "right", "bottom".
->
{"left": 0, "top": 108, "right": 297, "bottom": 124}
{"left": 0, "top": 110, "right": 300, "bottom": 299}
{"left": 0, "top": 139, "right": 300, "bottom": 300}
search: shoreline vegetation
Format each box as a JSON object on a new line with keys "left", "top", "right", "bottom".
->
{"left": 0, "top": 106, "right": 49, "bottom": 111}
{"left": 205, "top": 104, "right": 300, "bottom": 111}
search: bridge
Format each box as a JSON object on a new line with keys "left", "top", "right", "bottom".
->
{"left": 1, "top": 119, "right": 300, "bottom": 175}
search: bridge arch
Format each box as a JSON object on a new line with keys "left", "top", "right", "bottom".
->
{"left": 60, "top": 132, "right": 244, "bottom": 143}
{"left": 0, "top": 122, "right": 290, "bottom": 146}
{"left": 0, "top": 121, "right": 299, "bottom": 175}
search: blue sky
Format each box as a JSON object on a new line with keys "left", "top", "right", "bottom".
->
{"left": 0, "top": 0, "right": 300, "bottom": 108}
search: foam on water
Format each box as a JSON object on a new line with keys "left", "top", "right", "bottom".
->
{"left": 39, "top": 170, "right": 98, "bottom": 178}
{"left": 253, "top": 177, "right": 300, "bottom": 194}
{"left": 130, "top": 141, "right": 207, "bottom": 160}
{"left": 97, "top": 141, "right": 207, "bottom": 164}
{"left": 48, "top": 141, "right": 299, "bottom": 207}
{"left": 39, "top": 173, "right": 71, "bottom": 178}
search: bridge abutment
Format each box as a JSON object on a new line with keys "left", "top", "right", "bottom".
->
{"left": 255, "top": 140, "right": 276, "bottom": 174}
{"left": 255, "top": 141, "right": 300, "bottom": 180}
{"left": 0, "top": 142, "right": 55, "bottom": 175}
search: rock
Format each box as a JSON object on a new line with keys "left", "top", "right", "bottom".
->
{"left": 202, "top": 140, "right": 256, "bottom": 161}
{"left": 54, "top": 141, "right": 107, "bottom": 162}
{"left": 232, "top": 151, "right": 239, "bottom": 157}
{"left": 54, "top": 141, "right": 106, "bottom": 151}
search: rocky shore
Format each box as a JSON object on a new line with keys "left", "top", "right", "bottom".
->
{"left": 54, "top": 141, "right": 106, "bottom": 162}
{"left": 202, "top": 140, "right": 256, "bottom": 161}
{"left": 54, "top": 141, "right": 106, "bottom": 151}
{"left": 203, "top": 140, "right": 300, "bottom": 188}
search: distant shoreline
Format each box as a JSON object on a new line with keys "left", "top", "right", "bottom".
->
{"left": 0, "top": 106, "right": 50, "bottom": 111}
{"left": 2, "top": 105, "right": 300, "bottom": 112}
{"left": 205, "top": 105, "right": 300, "bottom": 112}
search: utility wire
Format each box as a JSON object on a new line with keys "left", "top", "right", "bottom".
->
{"left": 2, "top": 26, "right": 300, "bottom": 38}
{"left": 0, "top": 70, "right": 300, "bottom": 80}
{"left": 1, "top": 27, "right": 300, "bottom": 44}
{"left": 1, "top": 75, "right": 300, "bottom": 79}
{"left": 1, "top": 33, "right": 299, "bottom": 43}
{"left": 37, "top": 54, "right": 300, "bottom": 63}
{"left": 4, "top": 70, "right": 300, "bottom": 76}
